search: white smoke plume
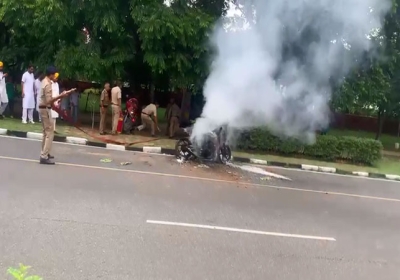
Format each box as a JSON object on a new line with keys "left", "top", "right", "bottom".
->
{"left": 191, "top": 0, "right": 391, "bottom": 144}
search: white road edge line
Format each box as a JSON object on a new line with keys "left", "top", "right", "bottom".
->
{"left": 146, "top": 220, "right": 336, "bottom": 241}
{"left": 0, "top": 135, "right": 173, "bottom": 157}
{"left": 255, "top": 164, "right": 400, "bottom": 184}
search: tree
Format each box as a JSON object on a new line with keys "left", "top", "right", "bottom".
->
{"left": 132, "top": 0, "right": 214, "bottom": 90}
{"left": 0, "top": 0, "right": 225, "bottom": 92}
{"left": 332, "top": 0, "right": 400, "bottom": 139}
{"left": 0, "top": 0, "right": 137, "bottom": 81}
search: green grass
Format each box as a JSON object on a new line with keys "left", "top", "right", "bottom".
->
{"left": 0, "top": 118, "right": 43, "bottom": 133}
{"left": 233, "top": 151, "right": 400, "bottom": 176}
{"left": 328, "top": 129, "right": 400, "bottom": 151}
{"left": 0, "top": 118, "right": 70, "bottom": 134}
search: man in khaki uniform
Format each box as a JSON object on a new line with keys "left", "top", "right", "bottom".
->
{"left": 110, "top": 82, "right": 122, "bottom": 134}
{"left": 165, "top": 98, "right": 181, "bottom": 138}
{"left": 137, "top": 101, "right": 160, "bottom": 137}
{"left": 39, "top": 66, "right": 74, "bottom": 164}
{"left": 99, "top": 82, "right": 110, "bottom": 135}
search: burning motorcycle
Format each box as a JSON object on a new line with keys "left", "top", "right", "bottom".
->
{"left": 175, "top": 125, "right": 232, "bottom": 164}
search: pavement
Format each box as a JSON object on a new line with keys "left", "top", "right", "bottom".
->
{"left": 0, "top": 136, "right": 399, "bottom": 279}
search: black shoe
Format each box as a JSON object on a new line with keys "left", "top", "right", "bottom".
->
{"left": 48, "top": 154, "right": 54, "bottom": 159}
{"left": 40, "top": 157, "right": 55, "bottom": 165}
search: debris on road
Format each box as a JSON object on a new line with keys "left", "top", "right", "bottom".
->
{"left": 143, "top": 161, "right": 152, "bottom": 167}
{"left": 173, "top": 158, "right": 286, "bottom": 182}
{"left": 100, "top": 158, "right": 112, "bottom": 163}
{"left": 120, "top": 161, "right": 132, "bottom": 166}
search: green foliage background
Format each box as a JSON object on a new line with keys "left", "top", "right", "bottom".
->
{"left": 237, "top": 129, "right": 383, "bottom": 165}
{"left": 2, "top": 0, "right": 400, "bottom": 143}
{"left": 0, "top": 0, "right": 226, "bottom": 89}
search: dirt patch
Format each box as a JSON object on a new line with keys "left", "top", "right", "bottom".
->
{"left": 172, "top": 158, "right": 266, "bottom": 185}
{"left": 63, "top": 126, "right": 176, "bottom": 148}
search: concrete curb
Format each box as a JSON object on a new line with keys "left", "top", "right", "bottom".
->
{"left": 0, "top": 128, "right": 8, "bottom": 135}
{"left": 3, "top": 128, "right": 400, "bottom": 182}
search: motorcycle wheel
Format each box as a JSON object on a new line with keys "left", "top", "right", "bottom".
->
{"left": 217, "top": 144, "right": 232, "bottom": 164}
{"left": 175, "top": 139, "right": 194, "bottom": 160}
{"left": 123, "top": 117, "right": 134, "bottom": 134}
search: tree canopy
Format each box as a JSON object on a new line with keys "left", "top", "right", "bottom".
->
{"left": 0, "top": 0, "right": 226, "bottom": 89}
{"left": 2, "top": 0, "right": 400, "bottom": 138}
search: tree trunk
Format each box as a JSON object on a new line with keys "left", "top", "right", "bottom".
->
{"left": 150, "top": 83, "right": 155, "bottom": 103}
{"left": 375, "top": 108, "right": 385, "bottom": 140}
{"left": 397, "top": 120, "right": 400, "bottom": 137}
{"left": 149, "top": 73, "right": 155, "bottom": 103}
{"left": 85, "top": 92, "right": 90, "bottom": 112}
{"left": 180, "top": 87, "right": 192, "bottom": 126}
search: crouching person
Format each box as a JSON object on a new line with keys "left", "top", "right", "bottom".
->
{"left": 137, "top": 101, "right": 160, "bottom": 137}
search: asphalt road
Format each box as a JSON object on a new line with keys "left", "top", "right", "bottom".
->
{"left": 0, "top": 136, "right": 399, "bottom": 279}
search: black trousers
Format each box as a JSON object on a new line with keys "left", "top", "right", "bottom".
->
{"left": 6, "top": 98, "right": 14, "bottom": 116}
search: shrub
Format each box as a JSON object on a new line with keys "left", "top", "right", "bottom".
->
{"left": 237, "top": 129, "right": 383, "bottom": 165}
{"left": 7, "top": 264, "right": 42, "bottom": 280}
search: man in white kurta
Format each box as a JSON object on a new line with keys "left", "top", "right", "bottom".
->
{"left": 0, "top": 61, "right": 8, "bottom": 118}
{"left": 21, "top": 65, "right": 35, "bottom": 123}
{"left": 51, "top": 73, "right": 60, "bottom": 132}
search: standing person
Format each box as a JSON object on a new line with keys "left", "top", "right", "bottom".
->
{"left": 34, "top": 72, "right": 45, "bottom": 122}
{"left": 137, "top": 101, "right": 160, "bottom": 137}
{"left": 21, "top": 64, "right": 35, "bottom": 124}
{"left": 5, "top": 76, "right": 15, "bottom": 118}
{"left": 99, "top": 82, "right": 111, "bottom": 135}
{"left": 38, "top": 66, "right": 75, "bottom": 165}
{"left": 69, "top": 85, "right": 79, "bottom": 123}
{"left": 51, "top": 73, "right": 60, "bottom": 132}
{"left": 110, "top": 82, "right": 122, "bottom": 135}
{"left": 0, "top": 61, "right": 8, "bottom": 119}
{"left": 165, "top": 97, "right": 181, "bottom": 138}
{"left": 60, "top": 81, "right": 70, "bottom": 120}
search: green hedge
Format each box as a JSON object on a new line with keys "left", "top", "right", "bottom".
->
{"left": 237, "top": 129, "right": 383, "bottom": 165}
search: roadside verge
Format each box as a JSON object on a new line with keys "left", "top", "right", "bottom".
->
{"left": 1, "top": 128, "right": 399, "bottom": 182}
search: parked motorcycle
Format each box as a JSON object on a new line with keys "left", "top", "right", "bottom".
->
{"left": 122, "top": 98, "right": 139, "bottom": 134}
{"left": 175, "top": 126, "right": 232, "bottom": 164}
